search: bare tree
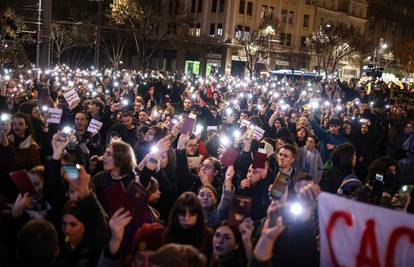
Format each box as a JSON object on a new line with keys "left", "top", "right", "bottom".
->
{"left": 394, "top": 40, "right": 414, "bottom": 77}
{"left": 110, "top": 0, "right": 194, "bottom": 71}
{"left": 101, "top": 29, "right": 127, "bottom": 70}
{"left": 306, "top": 23, "right": 365, "bottom": 77}
{"left": 51, "top": 22, "right": 93, "bottom": 66}
{"left": 0, "top": 6, "right": 33, "bottom": 67}
{"left": 233, "top": 17, "right": 280, "bottom": 78}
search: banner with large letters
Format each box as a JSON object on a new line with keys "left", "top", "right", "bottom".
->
{"left": 318, "top": 192, "right": 414, "bottom": 267}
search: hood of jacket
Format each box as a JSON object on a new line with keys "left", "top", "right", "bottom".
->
{"left": 8, "top": 134, "right": 38, "bottom": 149}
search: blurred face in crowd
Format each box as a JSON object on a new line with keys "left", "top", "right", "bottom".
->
{"left": 75, "top": 113, "right": 88, "bottom": 132}
{"left": 299, "top": 116, "right": 309, "bottom": 126}
{"left": 329, "top": 124, "right": 341, "bottom": 135}
{"left": 240, "top": 112, "right": 248, "bottom": 122}
{"left": 133, "top": 251, "right": 154, "bottom": 267}
{"left": 246, "top": 164, "right": 267, "bottom": 183}
{"left": 404, "top": 122, "right": 414, "bottom": 134}
{"left": 185, "top": 138, "right": 198, "bottom": 156}
{"left": 305, "top": 137, "right": 316, "bottom": 151}
{"left": 343, "top": 124, "right": 352, "bottom": 135}
{"left": 31, "top": 106, "right": 42, "bottom": 120}
{"left": 274, "top": 120, "right": 282, "bottom": 129}
{"left": 88, "top": 103, "right": 100, "bottom": 115}
{"left": 139, "top": 111, "right": 149, "bottom": 123}
{"left": 388, "top": 165, "right": 397, "bottom": 176}
{"left": 297, "top": 128, "right": 306, "bottom": 139}
{"left": 62, "top": 214, "right": 85, "bottom": 247}
{"left": 213, "top": 92, "right": 219, "bottom": 100}
{"left": 28, "top": 172, "right": 43, "bottom": 195}
{"left": 198, "top": 187, "right": 217, "bottom": 208}
{"left": 275, "top": 138, "right": 286, "bottom": 152}
{"left": 121, "top": 115, "right": 134, "bottom": 129}
{"left": 103, "top": 146, "right": 117, "bottom": 172}
{"left": 213, "top": 225, "right": 238, "bottom": 258}
{"left": 160, "top": 151, "right": 169, "bottom": 169}
{"left": 12, "top": 117, "right": 28, "bottom": 138}
{"left": 183, "top": 99, "right": 192, "bottom": 110}
{"left": 361, "top": 124, "right": 369, "bottom": 135}
{"left": 177, "top": 207, "right": 197, "bottom": 229}
{"left": 277, "top": 148, "right": 295, "bottom": 170}
{"left": 134, "top": 101, "right": 143, "bottom": 113}
{"left": 199, "top": 159, "right": 218, "bottom": 182}
{"left": 144, "top": 128, "right": 157, "bottom": 142}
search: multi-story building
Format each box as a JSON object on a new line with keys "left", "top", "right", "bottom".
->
{"left": 364, "top": 0, "right": 414, "bottom": 72}
{"left": 161, "top": 0, "right": 319, "bottom": 76}
{"left": 163, "top": 0, "right": 368, "bottom": 77}
{"left": 311, "top": 0, "right": 368, "bottom": 78}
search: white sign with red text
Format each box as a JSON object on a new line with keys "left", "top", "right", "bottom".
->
{"left": 318, "top": 192, "right": 414, "bottom": 267}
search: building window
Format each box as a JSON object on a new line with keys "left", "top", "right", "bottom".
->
{"left": 280, "top": 33, "right": 292, "bottom": 46}
{"left": 306, "top": 0, "right": 312, "bottom": 5}
{"left": 195, "top": 23, "right": 201, "bottom": 36}
{"left": 219, "top": 0, "right": 225, "bottom": 12}
{"left": 261, "top": 5, "right": 267, "bottom": 18}
{"left": 191, "top": 0, "right": 196, "bottom": 12}
{"left": 247, "top": 2, "right": 253, "bottom": 16}
{"left": 300, "top": 36, "right": 307, "bottom": 48}
{"left": 269, "top": 7, "right": 274, "bottom": 19}
{"left": 236, "top": 25, "right": 243, "bottom": 38}
{"left": 281, "top": 9, "right": 288, "bottom": 23}
{"left": 210, "top": 23, "right": 215, "bottom": 35}
{"left": 167, "top": 23, "right": 177, "bottom": 35}
{"left": 212, "top": 0, "right": 217, "bottom": 12}
{"left": 197, "top": 0, "right": 203, "bottom": 12}
{"left": 288, "top": 11, "right": 294, "bottom": 24}
{"left": 303, "top": 14, "right": 309, "bottom": 27}
{"left": 244, "top": 26, "right": 251, "bottom": 39}
{"left": 217, "top": 23, "right": 223, "bottom": 36}
{"left": 239, "top": 0, "right": 245, "bottom": 14}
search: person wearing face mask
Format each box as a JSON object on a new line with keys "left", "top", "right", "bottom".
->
{"left": 197, "top": 166, "right": 235, "bottom": 228}
{"left": 163, "top": 192, "right": 213, "bottom": 256}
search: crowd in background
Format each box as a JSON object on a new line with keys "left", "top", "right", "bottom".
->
{"left": 0, "top": 65, "right": 413, "bottom": 267}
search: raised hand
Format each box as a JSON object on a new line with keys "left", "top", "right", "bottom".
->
{"left": 108, "top": 208, "right": 132, "bottom": 255}
{"left": 52, "top": 132, "right": 70, "bottom": 160}
{"left": 62, "top": 165, "right": 91, "bottom": 199}
{"left": 12, "top": 193, "right": 32, "bottom": 218}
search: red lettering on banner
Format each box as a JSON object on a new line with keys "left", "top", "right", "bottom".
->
{"left": 326, "top": 211, "right": 353, "bottom": 267}
{"left": 356, "top": 220, "right": 380, "bottom": 267}
{"left": 385, "top": 227, "right": 414, "bottom": 267}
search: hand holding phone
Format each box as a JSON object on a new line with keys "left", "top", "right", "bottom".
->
{"left": 269, "top": 172, "right": 289, "bottom": 200}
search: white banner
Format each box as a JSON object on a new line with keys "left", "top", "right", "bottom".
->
{"left": 318, "top": 192, "right": 414, "bottom": 267}
{"left": 87, "top": 119, "right": 103, "bottom": 134}
{"left": 46, "top": 108, "right": 62, "bottom": 124}
{"left": 63, "top": 89, "right": 80, "bottom": 108}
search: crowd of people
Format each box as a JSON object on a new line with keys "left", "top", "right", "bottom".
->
{"left": 0, "top": 65, "right": 413, "bottom": 267}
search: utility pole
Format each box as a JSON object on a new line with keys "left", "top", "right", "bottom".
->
{"left": 94, "top": 0, "right": 103, "bottom": 69}
{"left": 36, "top": 0, "right": 42, "bottom": 67}
{"left": 40, "top": 0, "right": 52, "bottom": 68}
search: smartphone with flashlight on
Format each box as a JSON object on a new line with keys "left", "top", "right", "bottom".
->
{"left": 269, "top": 172, "right": 289, "bottom": 200}
{"left": 58, "top": 126, "right": 75, "bottom": 141}
{"left": 394, "top": 185, "right": 414, "bottom": 208}
{"left": 62, "top": 164, "right": 80, "bottom": 180}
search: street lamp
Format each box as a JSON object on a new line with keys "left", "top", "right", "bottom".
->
{"left": 263, "top": 26, "right": 275, "bottom": 70}
{"left": 374, "top": 38, "right": 389, "bottom": 68}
